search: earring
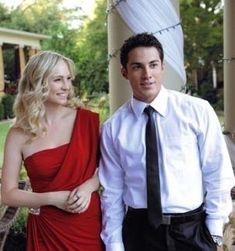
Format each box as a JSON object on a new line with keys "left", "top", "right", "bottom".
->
{"left": 42, "top": 83, "right": 48, "bottom": 93}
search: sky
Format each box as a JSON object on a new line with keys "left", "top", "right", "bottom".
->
{"left": 0, "top": 0, "right": 96, "bottom": 16}
{"left": 0, "top": 0, "right": 22, "bottom": 7}
{"left": 0, "top": 0, "right": 96, "bottom": 29}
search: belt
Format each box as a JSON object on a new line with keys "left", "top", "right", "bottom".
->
{"left": 127, "top": 207, "right": 204, "bottom": 225}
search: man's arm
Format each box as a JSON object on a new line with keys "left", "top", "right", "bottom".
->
{"left": 198, "top": 102, "right": 235, "bottom": 237}
{"left": 98, "top": 123, "right": 125, "bottom": 251}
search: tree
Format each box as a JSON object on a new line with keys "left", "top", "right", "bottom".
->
{"left": 180, "top": 0, "right": 223, "bottom": 91}
{"left": 0, "top": 0, "right": 108, "bottom": 97}
{"left": 74, "top": 0, "right": 108, "bottom": 97}
{"left": 0, "top": 0, "right": 84, "bottom": 64}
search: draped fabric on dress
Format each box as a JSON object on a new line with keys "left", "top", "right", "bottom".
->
{"left": 24, "top": 108, "right": 104, "bottom": 251}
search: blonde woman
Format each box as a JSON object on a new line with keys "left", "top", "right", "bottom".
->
{"left": 1, "top": 51, "right": 104, "bottom": 251}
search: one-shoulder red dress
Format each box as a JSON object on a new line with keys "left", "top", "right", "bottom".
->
{"left": 24, "top": 108, "right": 104, "bottom": 251}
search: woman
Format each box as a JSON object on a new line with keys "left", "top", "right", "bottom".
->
{"left": 1, "top": 51, "right": 104, "bottom": 251}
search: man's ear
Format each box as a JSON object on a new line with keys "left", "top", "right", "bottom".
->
{"left": 121, "top": 67, "right": 128, "bottom": 79}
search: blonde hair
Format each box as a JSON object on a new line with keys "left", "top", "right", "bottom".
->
{"left": 13, "top": 50, "right": 79, "bottom": 139}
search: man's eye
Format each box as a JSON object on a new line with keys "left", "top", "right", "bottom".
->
{"left": 133, "top": 65, "right": 141, "bottom": 70}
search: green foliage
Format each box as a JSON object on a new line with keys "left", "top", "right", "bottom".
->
{"left": 3, "top": 208, "right": 27, "bottom": 251}
{"left": 10, "top": 208, "right": 28, "bottom": 235}
{"left": 85, "top": 93, "right": 110, "bottom": 123}
{"left": 0, "top": 0, "right": 83, "bottom": 63}
{"left": 179, "top": 0, "right": 224, "bottom": 110}
{"left": 180, "top": 0, "right": 223, "bottom": 85}
{"left": 0, "top": 0, "right": 225, "bottom": 107}
{"left": 0, "top": 103, "right": 4, "bottom": 120}
{"left": 1, "top": 94, "right": 15, "bottom": 119}
{"left": 182, "top": 81, "right": 223, "bottom": 111}
{"left": 0, "top": 0, "right": 108, "bottom": 97}
{"left": 0, "top": 4, "right": 12, "bottom": 24}
{"left": 0, "top": 121, "right": 11, "bottom": 166}
{"left": 75, "top": 0, "right": 108, "bottom": 96}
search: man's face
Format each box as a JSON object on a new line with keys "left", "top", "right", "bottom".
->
{"left": 121, "top": 46, "right": 164, "bottom": 103}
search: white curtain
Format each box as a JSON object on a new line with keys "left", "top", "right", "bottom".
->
{"left": 114, "top": 0, "right": 186, "bottom": 84}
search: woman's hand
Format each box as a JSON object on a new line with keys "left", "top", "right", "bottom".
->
{"left": 66, "top": 184, "right": 91, "bottom": 214}
{"left": 66, "top": 172, "right": 100, "bottom": 214}
{"left": 51, "top": 191, "right": 71, "bottom": 211}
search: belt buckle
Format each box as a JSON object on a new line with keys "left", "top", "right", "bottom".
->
{"left": 162, "top": 215, "right": 171, "bottom": 225}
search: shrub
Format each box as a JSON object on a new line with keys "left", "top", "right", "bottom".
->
{"left": 3, "top": 208, "right": 28, "bottom": 251}
{"left": 0, "top": 103, "right": 4, "bottom": 120}
{"left": 1, "top": 94, "right": 15, "bottom": 119}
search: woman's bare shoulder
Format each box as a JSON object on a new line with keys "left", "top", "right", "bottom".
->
{"left": 5, "top": 126, "right": 29, "bottom": 146}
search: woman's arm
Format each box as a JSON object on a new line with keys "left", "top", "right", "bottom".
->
{"left": 66, "top": 170, "right": 100, "bottom": 213}
{"left": 1, "top": 128, "right": 70, "bottom": 210}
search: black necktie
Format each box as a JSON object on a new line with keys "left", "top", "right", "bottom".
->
{"left": 144, "top": 106, "right": 162, "bottom": 228}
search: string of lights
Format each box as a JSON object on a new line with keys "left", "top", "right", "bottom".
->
{"left": 223, "top": 57, "right": 235, "bottom": 63}
{"left": 152, "top": 22, "right": 181, "bottom": 35}
{"left": 106, "top": 0, "right": 126, "bottom": 16}
{"left": 108, "top": 22, "right": 182, "bottom": 62}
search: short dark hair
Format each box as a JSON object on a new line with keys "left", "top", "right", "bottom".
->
{"left": 120, "top": 32, "right": 164, "bottom": 68}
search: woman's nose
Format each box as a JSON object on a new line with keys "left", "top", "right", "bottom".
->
{"left": 62, "top": 79, "right": 70, "bottom": 89}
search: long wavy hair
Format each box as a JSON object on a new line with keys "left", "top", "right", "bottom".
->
{"left": 13, "top": 50, "right": 80, "bottom": 139}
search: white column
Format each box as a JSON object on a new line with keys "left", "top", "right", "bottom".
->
{"left": 224, "top": 0, "right": 235, "bottom": 167}
{"left": 107, "top": 0, "right": 132, "bottom": 114}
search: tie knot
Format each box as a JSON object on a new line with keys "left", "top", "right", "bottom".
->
{"left": 144, "top": 106, "right": 155, "bottom": 117}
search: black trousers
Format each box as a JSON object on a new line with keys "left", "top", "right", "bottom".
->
{"left": 122, "top": 207, "right": 217, "bottom": 251}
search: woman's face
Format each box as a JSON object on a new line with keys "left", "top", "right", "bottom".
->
{"left": 46, "top": 60, "right": 73, "bottom": 106}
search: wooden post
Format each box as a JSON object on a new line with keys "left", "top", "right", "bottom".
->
{"left": 18, "top": 45, "right": 26, "bottom": 78}
{"left": 28, "top": 47, "right": 36, "bottom": 58}
{"left": 0, "top": 44, "right": 4, "bottom": 92}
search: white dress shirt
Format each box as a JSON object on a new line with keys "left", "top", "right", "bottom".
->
{"left": 99, "top": 87, "right": 234, "bottom": 251}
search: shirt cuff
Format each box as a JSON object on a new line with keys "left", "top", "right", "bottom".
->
{"left": 105, "top": 242, "right": 125, "bottom": 251}
{"left": 205, "top": 218, "right": 225, "bottom": 237}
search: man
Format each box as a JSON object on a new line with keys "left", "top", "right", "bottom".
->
{"left": 98, "top": 32, "right": 234, "bottom": 251}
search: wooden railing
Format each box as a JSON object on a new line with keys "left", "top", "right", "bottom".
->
{"left": 0, "top": 180, "right": 28, "bottom": 250}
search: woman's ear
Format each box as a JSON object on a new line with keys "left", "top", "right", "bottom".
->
{"left": 121, "top": 67, "right": 128, "bottom": 79}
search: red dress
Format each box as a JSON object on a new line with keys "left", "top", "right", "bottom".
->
{"left": 24, "top": 108, "right": 104, "bottom": 251}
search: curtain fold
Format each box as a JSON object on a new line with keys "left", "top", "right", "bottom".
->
{"left": 114, "top": 0, "right": 186, "bottom": 84}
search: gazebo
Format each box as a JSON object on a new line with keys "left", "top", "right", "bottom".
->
{"left": 0, "top": 27, "right": 49, "bottom": 93}
{"left": 0, "top": 27, "right": 49, "bottom": 249}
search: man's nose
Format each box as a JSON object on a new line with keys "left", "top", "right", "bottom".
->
{"left": 142, "top": 66, "right": 152, "bottom": 78}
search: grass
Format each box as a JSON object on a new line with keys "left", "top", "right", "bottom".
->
{"left": 0, "top": 120, "right": 12, "bottom": 166}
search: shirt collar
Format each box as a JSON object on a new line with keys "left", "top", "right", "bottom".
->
{"left": 131, "top": 86, "right": 168, "bottom": 117}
